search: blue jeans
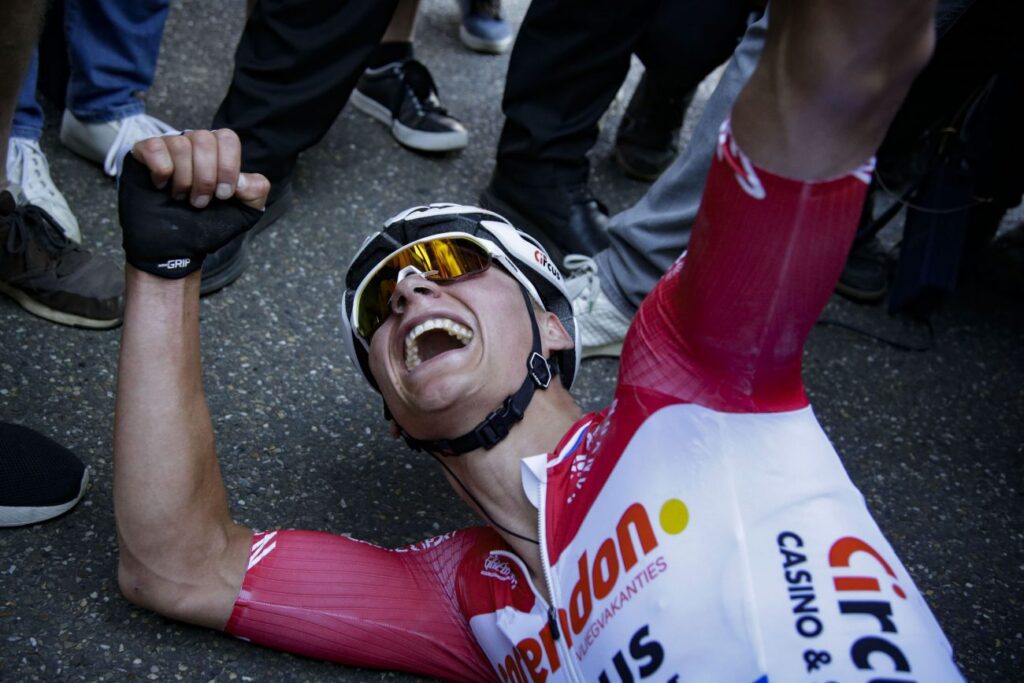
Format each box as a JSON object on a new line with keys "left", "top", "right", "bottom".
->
{"left": 12, "top": 0, "right": 170, "bottom": 141}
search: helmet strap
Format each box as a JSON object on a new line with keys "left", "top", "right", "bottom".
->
{"left": 398, "top": 285, "right": 559, "bottom": 457}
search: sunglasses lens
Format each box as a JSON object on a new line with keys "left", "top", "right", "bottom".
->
{"left": 355, "top": 237, "right": 491, "bottom": 339}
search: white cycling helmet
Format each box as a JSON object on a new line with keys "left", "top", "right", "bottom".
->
{"left": 341, "top": 203, "right": 580, "bottom": 455}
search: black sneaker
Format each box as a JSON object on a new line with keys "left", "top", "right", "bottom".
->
{"left": 350, "top": 59, "right": 468, "bottom": 152}
{"left": 199, "top": 180, "right": 292, "bottom": 296}
{"left": 614, "top": 70, "right": 695, "bottom": 182}
{"left": 0, "top": 186, "right": 123, "bottom": 328}
{"left": 0, "top": 422, "right": 89, "bottom": 527}
{"left": 480, "top": 170, "right": 609, "bottom": 262}
{"left": 836, "top": 236, "right": 890, "bottom": 302}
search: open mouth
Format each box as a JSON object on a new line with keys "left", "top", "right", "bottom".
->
{"left": 404, "top": 318, "right": 473, "bottom": 371}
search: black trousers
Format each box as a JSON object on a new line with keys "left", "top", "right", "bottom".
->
{"left": 496, "top": 0, "right": 752, "bottom": 187}
{"left": 212, "top": 0, "right": 399, "bottom": 185}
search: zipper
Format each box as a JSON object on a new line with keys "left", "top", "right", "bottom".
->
{"left": 547, "top": 606, "right": 561, "bottom": 641}
{"left": 536, "top": 476, "right": 585, "bottom": 683}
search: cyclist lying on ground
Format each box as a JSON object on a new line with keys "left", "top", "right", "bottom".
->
{"left": 112, "top": 0, "right": 964, "bottom": 679}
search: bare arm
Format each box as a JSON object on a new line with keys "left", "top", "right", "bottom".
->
{"left": 733, "top": 0, "right": 936, "bottom": 179}
{"left": 113, "top": 130, "right": 269, "bottom": 629}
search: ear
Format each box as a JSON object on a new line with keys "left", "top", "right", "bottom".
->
{"left": 538, "top": 310, "right": 574, "bottom": 354}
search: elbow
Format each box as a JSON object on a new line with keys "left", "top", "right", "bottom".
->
{"left": 117, "top": 561, "right": 148, "bottom": 608}
{"left": 117, "top": 555, "right": 217, "bottom": 627}
{"left": 117, "top": 554, "right": 178, "bottom": 617}
{"left": 115, "top": 525, "right": 248, "bottom": 630}
{"left": 115, "top": 538, "right": 199, "bottom": 623}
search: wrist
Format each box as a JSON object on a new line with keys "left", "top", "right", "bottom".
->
{"left": 125, "top": 264, "right": 201, "bottom": 299}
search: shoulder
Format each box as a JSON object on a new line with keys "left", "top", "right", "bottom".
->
{"left": 451, "top": 528, "right": 537, "bottom": 619}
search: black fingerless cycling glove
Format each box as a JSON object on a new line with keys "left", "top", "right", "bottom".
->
{"left": 118, "top": 153, "right": 264, "bottom": 278}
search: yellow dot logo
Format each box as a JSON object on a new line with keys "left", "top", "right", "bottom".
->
{"left": 659, "top": 498, "right": 689, "bottom": 535}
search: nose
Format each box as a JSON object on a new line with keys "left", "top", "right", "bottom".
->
{"left": 390, "top": 271, "right": 441, "bottom": 315}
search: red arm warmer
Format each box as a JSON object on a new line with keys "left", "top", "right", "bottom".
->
{"left": 619, "top": 122, "right": 872, "bottom": 412}
{"left": 225, "top": 528, "right": 500, "bottom": 682}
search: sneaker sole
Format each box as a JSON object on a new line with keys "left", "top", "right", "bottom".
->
{"left": 459, "top": 25, "right": 512, "bottom": 54}
{"left": 349, "top": 90, "right": 468, "bottom": 152}
{"left": 199, "top": 185, "right": 293, "bottom": 297}
{"left": 0, "top": 281, "right": 121, "bottom": 329}
{"left": 581, "top": 341, "right": 624, "bottom": 360}
{"left": 0, "top": 466, "right": 90, "bottom": 527}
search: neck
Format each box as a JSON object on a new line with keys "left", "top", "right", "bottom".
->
{"left": 440, "top": 384, "right": 581, "bottom": 585}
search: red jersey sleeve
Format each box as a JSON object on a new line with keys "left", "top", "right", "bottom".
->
{"left": 225, "top": 527, "right": 500, "bottom": 682}
{"left": 618, "top": 121, "right": 873, "bottom": 413}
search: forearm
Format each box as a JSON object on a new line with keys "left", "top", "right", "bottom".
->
{"left": 732, "top": 0, "right": 935, "bottom": 179}
{"left": 113, "top": 266, "right": 249, "bottom": 628}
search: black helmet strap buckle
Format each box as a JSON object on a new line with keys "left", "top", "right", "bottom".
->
{"left": 527, "top": 351, "right": 552, "bottom": 389}
{"left": 400, "top": 285, "right": 558, "bottom": 457}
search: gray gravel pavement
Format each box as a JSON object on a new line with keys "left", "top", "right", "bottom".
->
{"left": 2, "top": 1, "right": 1022, "bottom": 681}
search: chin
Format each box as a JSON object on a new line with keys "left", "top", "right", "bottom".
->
{"left": 391, "top": 380, "right": 499, "bottom": 441}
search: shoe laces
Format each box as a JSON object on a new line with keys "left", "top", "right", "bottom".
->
{"left": 562, "top": 254, "right": 601, "bottom": 313}
{"left": 7, "top": 138, "right": 63, "bottom": 206}
{"left": 468, "top": 0, "right": 502, "bottom": 19}
{"left": 1, "top": 193, "right": 89, "bottom": 276}
{"left": 398, "top": 60, "right": 451, "bottom": 118}
{"left": 104, "top": 113, "right": 177, "bottom": 176}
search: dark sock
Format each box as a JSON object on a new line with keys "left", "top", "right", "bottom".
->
{"left": 366, "top": 42, "right": 414, "bottom": 70}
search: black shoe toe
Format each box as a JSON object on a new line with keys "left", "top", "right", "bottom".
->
{"left": 200, "top": 232, "right": 248, "bottom": 296}
{"left": 198, "top": 181, "right": 293, "bottom": 296}
{"left": 480, "top": 172, "right": 609, "bottom": 263}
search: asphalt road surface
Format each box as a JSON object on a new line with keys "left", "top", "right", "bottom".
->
{"left": 2, "top": 1, "right": 1022, "bottom": 681}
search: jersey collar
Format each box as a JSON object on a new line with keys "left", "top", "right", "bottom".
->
{"left": 519, "top": 417, "right": 594, "bottom": 509}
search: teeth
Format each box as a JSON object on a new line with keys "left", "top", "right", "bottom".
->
{"left": 404, "top": 318, "right": 473, "bottom": 371}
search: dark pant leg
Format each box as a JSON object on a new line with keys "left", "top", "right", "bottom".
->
{"left": 634, "top": 0, "right": 751, "bottom": 90}
{"left": 596, "top": 11, "right": 767, "bottom": 314}
{"left": 495, "top": 0, "right": 655, "bottom": 186}
{"left": 212, "top": 0, "right": 398, "bottom": 184}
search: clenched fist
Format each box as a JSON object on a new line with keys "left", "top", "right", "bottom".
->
{"left": 118, "top": 129, "right": 270, "bottom": 278}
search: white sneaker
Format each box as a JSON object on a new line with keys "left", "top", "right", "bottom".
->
{"left": 563, "top": 254, "right": 632, "bottom": 359}
{"left": 5, "top": 138, "right": 81, "bottom": 243}
{"left": 60, "top": 109, "right": 176, "bottom": 177}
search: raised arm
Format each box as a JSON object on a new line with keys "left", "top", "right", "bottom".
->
{"left": 111, "top": 135, "right": 495, "bottom": 682}
{"left": 619, "top": 0, "right": 935, "bottom": 412}
{"left": 113, "top": 130, "right": 269, "bottom": 629}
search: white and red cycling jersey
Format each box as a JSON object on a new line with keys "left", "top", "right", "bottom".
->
{"left": 226, "top": 125, "right": 964, "bottom": 683}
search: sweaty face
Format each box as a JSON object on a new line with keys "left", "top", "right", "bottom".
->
{"left": 367, "top": 267, "right": 537, "bottom": 441}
